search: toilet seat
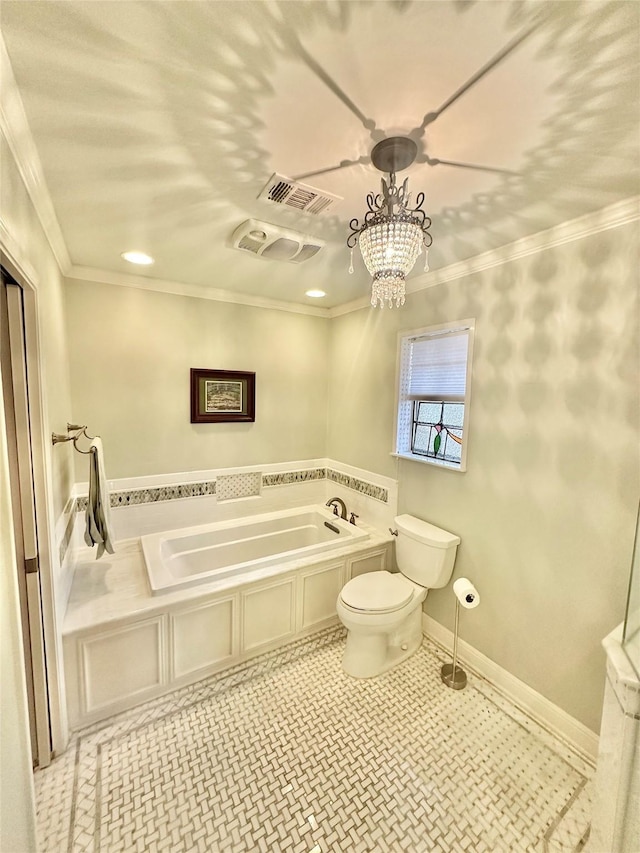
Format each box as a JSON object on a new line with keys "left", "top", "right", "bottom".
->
{"left": 339, "top": 571, "right": 415, "bottom": 613}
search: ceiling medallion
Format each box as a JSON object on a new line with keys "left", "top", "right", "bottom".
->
{"left": 347, "top": 137, "right": 432, "bottom": 309}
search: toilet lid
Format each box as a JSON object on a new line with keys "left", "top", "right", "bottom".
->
{"left": 340, "top": 571, "right": 414, "bottom": 613}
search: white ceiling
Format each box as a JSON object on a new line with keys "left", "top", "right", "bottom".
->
{"left": 1, "top": 0, "right": 638, "bottom": 310}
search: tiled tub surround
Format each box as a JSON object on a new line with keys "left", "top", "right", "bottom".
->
{"left": 73, "top": 464, "right": 389, "bottom": 515}
{"left": 68, "top": 459, "right": 396, "bottom": 542}
{"left": 63, "top": 523, "right": 393, "bottom": 728}
{"left": 143, "top": 506, "right": 370, "bottom": 594}
{"left": 37, "top": 626, "right": 593, "bottom": 853}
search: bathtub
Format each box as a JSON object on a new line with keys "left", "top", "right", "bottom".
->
{"left": 142, "top": 505, "right": 370, "bottom": 594}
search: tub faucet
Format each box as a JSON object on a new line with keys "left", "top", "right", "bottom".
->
{"left": 326, "top": 497, "right": 347, "bottom": 520}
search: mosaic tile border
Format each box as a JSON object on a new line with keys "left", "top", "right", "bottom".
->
{"left": 76, "top": 481, "right": 217, "bottom": 513}
{"left": 261, "top": 468, "right": 326, "bottom": 487}
{"left": 327, "top": 468, "right": 388, "bottom": 503}
{"left": 74, "top": 467, "right": 389, "bottom": 512}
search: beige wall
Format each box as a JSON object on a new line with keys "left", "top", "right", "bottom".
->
{"left": 328, "top": 223, "right": 640, "bottom": 733}
{"left": 64, "top": 280, "right": 330, "bottom": 479}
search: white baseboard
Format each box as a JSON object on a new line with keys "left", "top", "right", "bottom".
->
{"left": 423, "top": 614, "right": 599, "bottom": 763}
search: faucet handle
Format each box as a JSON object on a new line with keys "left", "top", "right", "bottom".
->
{"left": 349, "top": 512, "right": 359, "bottom": 525}
{"left": 332, "top": 504, "right": 339, "bottom": 516}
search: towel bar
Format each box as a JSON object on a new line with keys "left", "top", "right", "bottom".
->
{"left": 52, "top": 424, "right": 96, "bottom": 454}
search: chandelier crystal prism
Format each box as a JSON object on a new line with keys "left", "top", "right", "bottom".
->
{"left": 347, "top": 137, "right": 433, "bottom": 309}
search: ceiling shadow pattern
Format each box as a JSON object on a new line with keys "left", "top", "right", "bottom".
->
{"left": 1, "top": 0, "right": 638, "bottom": 298}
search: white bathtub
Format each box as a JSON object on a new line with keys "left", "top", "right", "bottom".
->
{"left": 142, "top": 505, "right": 370, "bottom": 594}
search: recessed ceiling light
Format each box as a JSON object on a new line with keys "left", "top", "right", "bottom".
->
{"left": 305, "top": 289, "right": 326, "bottom": 298}
{"left": 121, "top": 251, "right": 154, "bottom": 265}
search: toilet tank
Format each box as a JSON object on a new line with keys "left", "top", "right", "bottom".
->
{"left": 394, "top": 515, "right": 460, "bottom": 588}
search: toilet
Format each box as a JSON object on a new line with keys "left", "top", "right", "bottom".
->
{"left": 336, "top": 514, "right": 460, "bottom": 678}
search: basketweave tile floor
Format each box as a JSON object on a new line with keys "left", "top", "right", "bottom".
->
{"left": 35, "top": 627, "right": 594, "bottom": 853}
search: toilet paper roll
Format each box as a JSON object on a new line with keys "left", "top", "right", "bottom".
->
{"left": 453, "top": 577, "right": 480, "bottom": 609}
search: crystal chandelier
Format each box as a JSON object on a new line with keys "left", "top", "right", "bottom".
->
{"left": 347, "top": 137, "right": 432, "bottom": 308}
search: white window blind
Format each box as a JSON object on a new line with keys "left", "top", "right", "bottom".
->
{"left": 407, "top": 330, "right": 470, "bottom": 402}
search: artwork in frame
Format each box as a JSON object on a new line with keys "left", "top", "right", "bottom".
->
{"left": 190, "top": 369, "right": 255, "bottom": 423}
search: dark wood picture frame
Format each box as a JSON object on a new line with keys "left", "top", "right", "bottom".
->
{"left": 190, "top": 369, "right": 255, "bottom": 423}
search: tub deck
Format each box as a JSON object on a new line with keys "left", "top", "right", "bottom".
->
{"left": 64, "top": 522, "right": 392, "bottom": 636}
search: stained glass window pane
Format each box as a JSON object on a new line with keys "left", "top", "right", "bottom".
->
{"left": 443, "top": 430, "right": 462, "bottom": 463}
{"left": 413, "top": 424, "right": 431, "bottom": 454}
{"left": 443, "top": 403, "right": 464, "bottom": 427}
{"left": 416, "top": 402, "right": 442, "bottom": 424}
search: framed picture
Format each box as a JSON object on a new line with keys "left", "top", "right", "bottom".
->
{"left": 190, "top": 369, "right": 255, "bottom": 423}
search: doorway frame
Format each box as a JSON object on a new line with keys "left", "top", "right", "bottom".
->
{"left": 1, "top": 233, "right": 69, "bottom": 757}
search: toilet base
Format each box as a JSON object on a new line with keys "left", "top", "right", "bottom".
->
{"left": 341, "top": 606, "right": 423, "bottom": 678}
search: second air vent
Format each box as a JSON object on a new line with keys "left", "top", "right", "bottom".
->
{"left": 258, "top": 173, "right": 342, "bottom": 215}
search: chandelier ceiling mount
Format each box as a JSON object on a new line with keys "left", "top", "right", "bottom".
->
{"left": 370, "top": 136, "right": 418, "bottom": 174}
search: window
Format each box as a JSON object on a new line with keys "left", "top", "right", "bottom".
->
{"left": 394, "top": 320, "right": 474, "bottom": 471}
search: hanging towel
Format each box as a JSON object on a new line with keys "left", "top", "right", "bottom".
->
{"left": 84, "top": 437, "right": 115, "bottom": 558}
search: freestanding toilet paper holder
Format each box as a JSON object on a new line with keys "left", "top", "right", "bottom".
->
{"left": 441, "top": 596, "right": 467, "bottom": 690}
{"left": 440, "top": 578, "right": 479, "bottom": 690}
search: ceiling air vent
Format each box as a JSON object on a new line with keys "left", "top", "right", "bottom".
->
{"left": 258, "top": 173, "right": 342, "bottom": 215}
{"left": 231, "top": 219, "right": 324, "bottom": 264}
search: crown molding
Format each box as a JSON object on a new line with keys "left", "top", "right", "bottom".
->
{"left": 0, "top": 34, "right": 71, "bottom": 274}
{"left": 0, "top": 214, "right": 40, "bottom": 287}
{"left": 330, "top": 196, "right": 640, "bottom": 318}
{"left": 408, "top": 196, "right": 640, "bottom": 293}
{"left": 66, "top": 265, "right": 332, "bottom": 318}
{"left": 329, "top": 294, "right": 370, "bottom": 317}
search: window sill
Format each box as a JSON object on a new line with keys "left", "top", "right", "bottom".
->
{"left": 391, "top": 452, "right": 466, "bottom": 472}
